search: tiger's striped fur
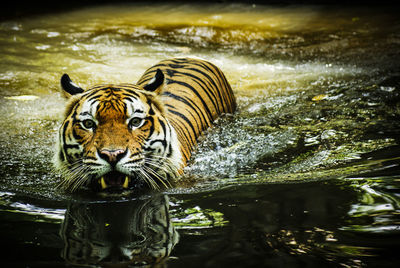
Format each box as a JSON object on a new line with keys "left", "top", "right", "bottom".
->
{"left": 56, "top": 58, "right": 236, "bottom": 192}
{"left": 137, "top": 58, "right": 236, "bottom": 164}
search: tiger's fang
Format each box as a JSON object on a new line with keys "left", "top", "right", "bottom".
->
{"left": 123, "top": 176, "right": 129, "bottom": 189}
{"left": 100, "top": 177, "right": 107, "bottom": 189}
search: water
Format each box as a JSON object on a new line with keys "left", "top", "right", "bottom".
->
{"left": 0, "top": 3, "right": 399, "bottom": 267}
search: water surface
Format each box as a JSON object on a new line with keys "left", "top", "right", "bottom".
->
{"left": 0, "top": 3, "right": 399, "bottom": 267}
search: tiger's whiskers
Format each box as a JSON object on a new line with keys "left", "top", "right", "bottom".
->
{"left": 57, "top": 160, "right": 92, "bottom": 192}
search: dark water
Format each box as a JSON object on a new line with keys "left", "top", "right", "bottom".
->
{"left": 0, "top": 3, "right": 399, "bottom": 267}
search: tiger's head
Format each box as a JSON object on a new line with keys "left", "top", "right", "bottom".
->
{"left": 55, "top": 70, "right": 182, "bottom": 193}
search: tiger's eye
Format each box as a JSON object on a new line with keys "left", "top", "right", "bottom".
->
{"left": 82, "top": 119, "right": 96, "bottom": 130}
{"left": 129, "top": 117, "right": 143, "bottom": 129}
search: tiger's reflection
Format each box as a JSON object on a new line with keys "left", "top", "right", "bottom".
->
{"left": 60, "top": 194, "right": 179, "bottom": 267}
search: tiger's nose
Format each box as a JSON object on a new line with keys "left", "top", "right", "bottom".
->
{"left": 98, "top": 148, "right": 127, "bottom": 166}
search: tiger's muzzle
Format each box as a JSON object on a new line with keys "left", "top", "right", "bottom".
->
{"left": 92, "top": 148, "right": 142, "bottom": 192}
{"left": 98, "top": 148, "right": 127, "bottom": 167}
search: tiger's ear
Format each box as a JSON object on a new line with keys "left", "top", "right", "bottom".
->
{"left": 143, "top": 69, "right": 164, "bottom": 94}
{"left": 61, "top": 74, "right": 84, "bottom": 97}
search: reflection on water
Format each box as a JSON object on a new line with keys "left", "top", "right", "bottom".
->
{"left": 61, "top": 194, "right": 178, "bottom": 266}
{"left": 170, "top": 181, "right": 400, "bottom": 267}
{"left": 0, "top": 2, "right": 399, "bottom": 267}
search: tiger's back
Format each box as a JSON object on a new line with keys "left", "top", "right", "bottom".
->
{"left": 137, "top": 58, "right": 236, "bottom": 164}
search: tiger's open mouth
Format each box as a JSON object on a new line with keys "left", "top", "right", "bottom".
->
{"left": 96, "top": 171, "right": 134, "bottom": 191}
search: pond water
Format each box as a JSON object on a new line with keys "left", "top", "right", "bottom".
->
{"left": 0, "top": 3, "right": 400, "bottom": 267}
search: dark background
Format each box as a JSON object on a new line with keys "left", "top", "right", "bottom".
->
{"left": 2, "top": 0, "right": 399, "bottom": 21}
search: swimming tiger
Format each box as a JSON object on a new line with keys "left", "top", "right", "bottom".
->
{"left": 55, "top": 58, "right": 236, "bottom": 192}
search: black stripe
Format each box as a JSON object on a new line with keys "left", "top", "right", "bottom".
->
{"left": 69, "top": 99, "right": 81, "bottom": 123}
{"left": 170, "top": 58, "right": 189, "bottom": 64}
{"left": 97, "top": 99, "right": 125, "bottom": 114}
{"left": 121, "top": 88, "right": 141, "bottom": 98}
{"left": 59, "top": 150, "right": 65, "bottom": 162}
{"left": 107, "top": 87, "right": 121, "bottom": 91}
{"left": 122, "top": 101, "right": 128, "bottom": 116}
{"left": 205, "top": 60, "right": 235, "bottom": 112}
{"left": 176, "top": 68, "right": 220, "bottom": 113}
{"left": 165, "top": 104, "right": 193, "bottom": 150}
{"left": 147, "top": 100, "right": 155, "bottom": 115}
{"left": 213, "top": 66, "right": 234, "bottom": 112}
{"left": 62, "top": 121, "right": 70, "bottom": 152}
{"left": 72, "top": 128, "right": 83, "bottom": 141}
{"left": 147, "top": 116, "right": 155, "bottom": 137}
{"left": 149, "top": 139, "right": 167, "bottom": 147}
{"left": 162, "top": 91, "right": 206, "bottom": 132}
{"left": 62, "top": 121, "right": 81, "bottom": 164}
{"left": 122, "top": 95, "right": 139, "bottom": 104}
{"left": 85, "top": 162, "right": 103, "bottom": 167}
{"left": 190, "top": 61, "right": 227, "bottom": 114}
{"left": 159, "top": 119, "right": 167, "bottom": 136}
{"left": 87, "top": 93, "right": 102, "bottom": 104}
{"left": 166, "top": 108, "right": 197, "bottom": 144}
{"left": 64, "top": 144, "right": 80, "bottom": 149}
{"left": 115, "top": 100, "right": 125, "bottom": 113}
{"left": 165, "top": 80, "right": 214, "bottom": 124}
{"left": 167, "top": 124, "right": 173, "bottom": 156}
{"left": 126, "top": 158, "right": 143, "bottom": 164}
{"left": 83, "top": 89, "right": 102, "bottom": 100}
{"left": 161, "top": 120, "right": 172, "bottom": 158}
{"left": 130, "top": 152, "right": 141, "bottom": 158}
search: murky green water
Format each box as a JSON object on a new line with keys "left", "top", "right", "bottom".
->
{"left": 0, "top": 3, "right": 399, "bottom": 267}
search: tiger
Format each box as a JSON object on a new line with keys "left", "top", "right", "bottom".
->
{"left": 55, "top": 57, "right": 236, "bottom": 192}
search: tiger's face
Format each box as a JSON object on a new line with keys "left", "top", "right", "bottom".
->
{"left": 56, "top": 70, "right": 182, "bottom": 192}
